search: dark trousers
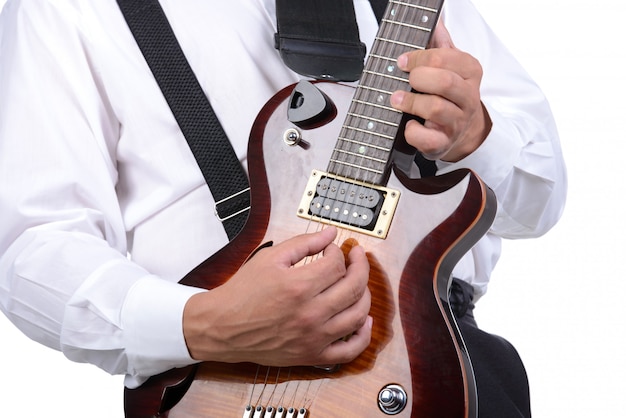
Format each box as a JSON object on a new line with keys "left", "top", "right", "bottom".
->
{"left": 450, "top": 279, "right": 532, "bottom": 418}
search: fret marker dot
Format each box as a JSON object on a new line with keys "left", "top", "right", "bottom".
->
{"left": 359, "top": 145, "right": 367, "bottom": 154}
{"left": 391, "top": 9, "right": 396, "bottom": 16}
{"left": 367, "top": 121, "right": 375, "bottom": 130}
{"left": 422, "top": 15, "right": 429, "bottom": 23}
{"left": 387, "top": 65, "right": 395, "bottom": 73}
{"left": 377, "top": 94, "right": 384, "bottom": 103}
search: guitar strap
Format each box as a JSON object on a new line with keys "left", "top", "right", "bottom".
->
{"left": 116, "top": 0, "right": 251, "bottom": 241}
{"left": 274, "top": 0, "right": 366, "bottom": 82}
{"left": 274, "top": 0, "right": 390, "bottom": 81}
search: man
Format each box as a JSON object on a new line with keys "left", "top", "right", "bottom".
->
{"left": 0, "top": 0, "right": 566, "bottom": 416}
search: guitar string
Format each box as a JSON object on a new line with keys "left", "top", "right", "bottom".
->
{"left": 264, "top": 366, "right": 283, "bottom": 410}
{"left": 287, "top": 3, "right": 437, "bottom": 414}
{"left": 253, "top": 365, "right": 273, "bottom": 408}
{"left": 249, "top": 365, "right": 284, "bottom": 412}
{"left": 250, "top": 3, "right": 438, "bottom": 413}
{"left": 266, "top": 3, "right": 406, "bottom": 412}
{"left": 277, "top": 367, "right": 293, "bottom": 410}
{"left": 248, "top": 364, "right": 262, "bottom": 410}
{"left": 304, "top": 376, "right": 325, "bottom": 410}
{"left": 243, "top": 5, "right": 434, "bottom": 415}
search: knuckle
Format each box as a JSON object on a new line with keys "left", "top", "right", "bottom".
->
{"left": 295, "top": 309, "right": 319, "bottom": 332}
{"left": 425, "top": 51, "right": 445, "bottom": 68}
{"left": 428, "top": 97, "right": 448, "bottom": 119}
{"left": 284, "top": 279, "right": 311, "bottom": 302}
{"left": 438, "top": 72, "right": 456, "bottom": 91}
{"left": 327, "top": 256, "right": 347, "bottom": 279}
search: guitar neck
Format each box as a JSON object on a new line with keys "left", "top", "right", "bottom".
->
{"left": 328, "top": 0, "right": 444, "bottom": 185}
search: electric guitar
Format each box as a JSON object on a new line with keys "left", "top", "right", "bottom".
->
{"left": 124, "top": 0, "right": 496, "bottom": 416}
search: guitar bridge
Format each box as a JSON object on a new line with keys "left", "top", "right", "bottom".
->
{"left": 242, "top": 405, "right": 308, "bottom": 418}
{"left": 297, "top": 171, "right": 399, "bottom": 238}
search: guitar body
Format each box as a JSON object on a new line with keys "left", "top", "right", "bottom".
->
{"left": 124, "top": 81, "right": 496, "bottom": 417}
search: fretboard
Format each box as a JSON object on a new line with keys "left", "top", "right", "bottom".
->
{"left": 328, "top": 0, "right": 444, "bottom": 185}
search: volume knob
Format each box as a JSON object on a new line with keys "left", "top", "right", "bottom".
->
{"left": 378, "top": 384, "right": 408, "bottom": 415}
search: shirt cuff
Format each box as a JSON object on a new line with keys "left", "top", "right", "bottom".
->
{"left": 436, "top": 101, "right": 524, "bottom": 189}
{"left": 121, "top": 275, "right": 206, "bottom": 388}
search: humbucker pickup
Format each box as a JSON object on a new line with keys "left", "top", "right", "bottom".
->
{"left": 297, "top": 170, "right": 400, "bottom": 238}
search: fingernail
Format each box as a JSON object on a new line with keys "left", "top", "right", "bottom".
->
{"left": 367, "top": 316, "right": 374, "bottom": 329}
{"left": 397, "top": 53, "right": 408, "bottom": 70}
{"left": 390, "top": 91, "right": 403, "bottom": 107}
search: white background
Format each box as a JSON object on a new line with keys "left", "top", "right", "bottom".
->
{"left": 1, "top": 0, "right": 624, "bottom": 416}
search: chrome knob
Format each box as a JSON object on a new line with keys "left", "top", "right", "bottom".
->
{"left": 378, "top": 384, "right": 407, "bottom": 415}
{"left": 283, "top": 128, "right": 302, "bottom": 146}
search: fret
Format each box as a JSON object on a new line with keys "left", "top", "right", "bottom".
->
{"left": 327, "top": 0, "right": 443, "bottom": 185}
{"left": 389, "top": 0, "right": 439, "bottom": 13}
{"left": 373, "top": 37, "right": 425, "bottom": 51}
{"left": 330, "top": 135, "right": 391, "bottom": 181}
{"left": 381, "top": 18, "right": 433, "bottom": 34}
{"left": 333, "top": 149, "right": 389, "bottom": 165}
{"left": 357, "top": 84, "right": 391, "bottom": 94}
{"left": 329, "top": 159, "right": 385, "bottom": 176}
{"left": 368, "top": 52, "right": 398, "bottom": 62}
{"left": 354, "top": 83, "right": 398, "bottom": 116}
{"left": 337, "top": 137, "right": 393, "bottom": 153}
{"left": 335, "top": 135, "right": 393, "bottom": 160}
{"left": 351, "top": 98, "right": 398, "bottom": 114}
{"left": 344, "top": 125, "right": 395, "bottom": 141}
{"left": 347, "top": 112, "right": 400, "bottom": 129}
{"left": 362, "top": 69, "right": 410, "bottom": 84}
{"left": 356, "top": 75, "right": 405, "bottom": 107}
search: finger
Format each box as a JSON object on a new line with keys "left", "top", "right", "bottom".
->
{"left": 316, "top": 316, "right": 373, "bottom": 365}
{"left": 406, "top": 66, "right": 475, "bottom": 111}
{"left": 317, "top": 244, "right": 370, "bottom": 309}
{"left": 318, "top": 245, "right": 371, "bottom": 338}
{"left": 274, "top": 230, "right": 353, "bottom": 299}
{"left": 404, "top": 119, "right": 452, "bottom": 160}
{"left": 323, "top": 282, "right": 371, "bottom": 338}
{"left": 298, "top": 244, "right": 369, "bottom": 309}
{"left": 274, "top": 226, "right": 338, "bottom": 267}
{"left": 397, "top": 48, "right": 481, "bottom": 82}
{"left": 390, "top": 88, "right": 463, "bottom": 131}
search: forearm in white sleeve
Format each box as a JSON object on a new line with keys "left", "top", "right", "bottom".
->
{"left": 0, "top": 1, "right": 203, "bottom": 387}
{"left": 439, "top": 0, "right": 567, "bottom": 239}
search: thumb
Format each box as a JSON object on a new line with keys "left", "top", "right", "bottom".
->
{"left": 429, "top": 21, "right": 455, "bottom": 49}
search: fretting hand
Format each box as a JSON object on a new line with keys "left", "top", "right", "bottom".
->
{"left": 391, "top": 22, "right": 492, "bottom": 162}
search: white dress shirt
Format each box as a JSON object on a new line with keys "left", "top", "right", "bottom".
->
{"left": 0, "top": 0, "right": 566, "bottom": 387}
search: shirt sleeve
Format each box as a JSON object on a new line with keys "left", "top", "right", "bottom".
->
{"left": 0, "top": 1, "right": 203, "bottom": 387}
{"left": 439, "top": 0, "right": 567, "bottom": 239}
